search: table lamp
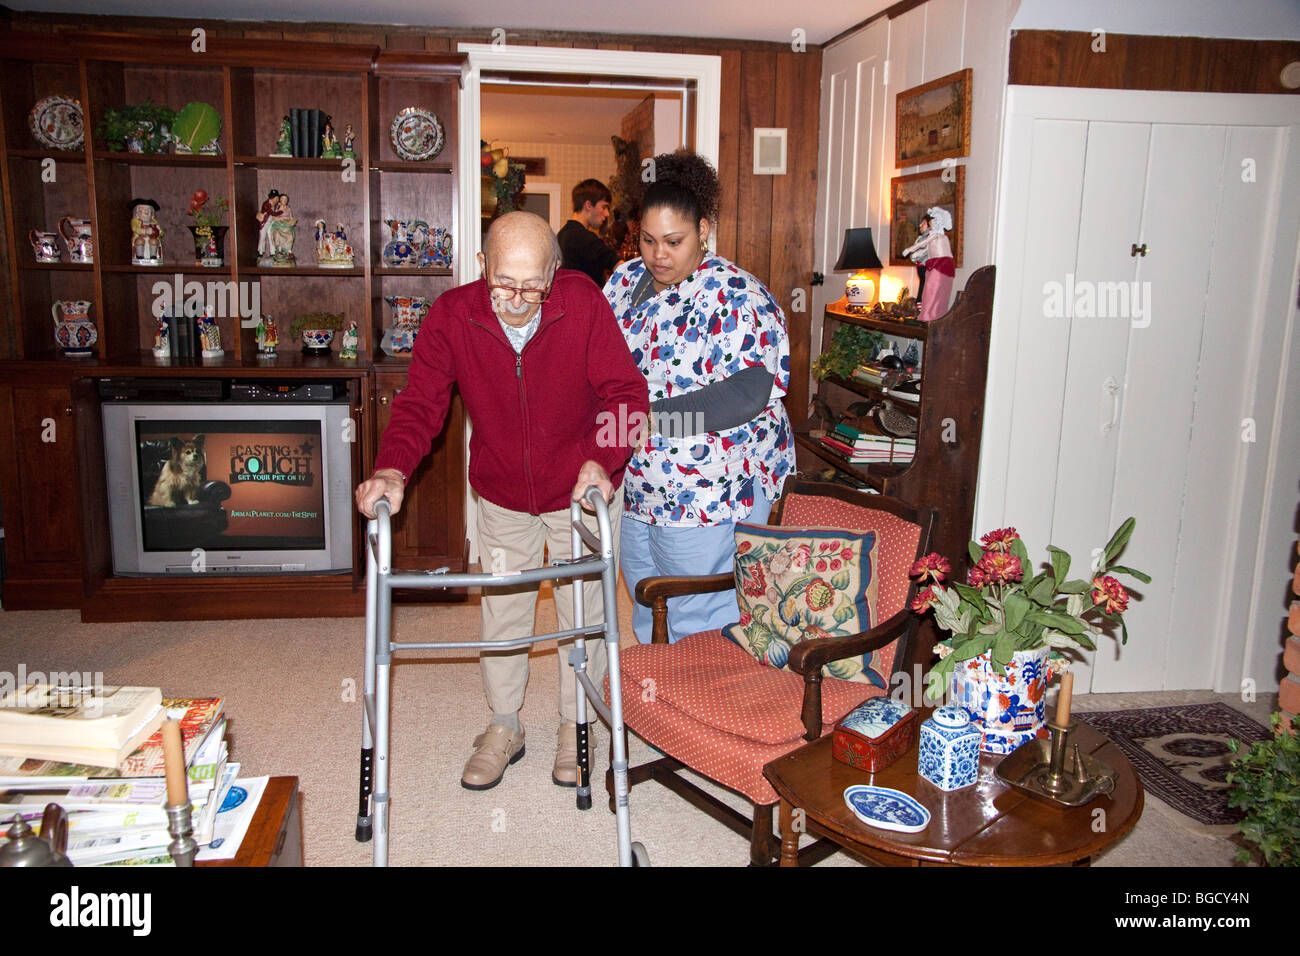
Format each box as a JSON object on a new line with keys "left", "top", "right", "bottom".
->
{"left": 833, "top": 227, "right": 884, "bottom": 312}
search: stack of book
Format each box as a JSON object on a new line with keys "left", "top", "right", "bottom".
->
{"left": 852, "top": 361, "right": 921, "bottom": 390}
{"left": 820, "top": 423, "right": 917, "bottom": 464}
{"left": 0, "top": 692, "right": 233, "bottom": 866}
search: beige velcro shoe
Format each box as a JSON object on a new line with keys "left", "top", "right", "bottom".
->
{"left": 461, "top": 722, "right": 525, "bottom": 791}
{"left": 552, "top": 720, "right": 581, "bottom": 788}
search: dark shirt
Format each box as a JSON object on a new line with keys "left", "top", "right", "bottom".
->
{"left": 558, "top": 220, "right": 619, "bottom": 288}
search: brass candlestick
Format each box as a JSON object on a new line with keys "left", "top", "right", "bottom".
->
{"left": 165, "top": 802, "right": 197, "bottom": 866}
{"left": 995, "top": 718, "right": 1119, "bottom": 807}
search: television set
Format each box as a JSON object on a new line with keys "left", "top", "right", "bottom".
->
{"left": 102, "top": 400, "right": 354, "bottom": 576}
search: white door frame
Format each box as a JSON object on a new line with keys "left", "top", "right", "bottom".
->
{"left": 458, "top": 42, "right": 722, "bottom": 274}
{"left": 980, "top": 85, "right": 1300, "bottom": 693}
{"left": 456, "top": 43, "right": 722, "bottom": 562}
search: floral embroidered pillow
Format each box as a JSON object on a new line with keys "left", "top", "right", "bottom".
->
{"left": 723, "top": 524, "right": 886, "bottom": 688}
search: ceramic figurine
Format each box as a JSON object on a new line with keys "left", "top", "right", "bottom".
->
{"left": 273, "top": 115, "right": 293, "bottom": 157}
{"left": 51, "top": 299, "right": 97, "bottom": 356}
{"left": 917, "top": 705, "right": 981, "bottom": 792}
{"left": 340, "top": 321, "right": 358, "bottom": 360}
{"left": 59, "top": 216, "right": 93, "bottom": 264}
{"left": 257, "top": 190, "right": 297, "bottom": 267}
{"left": 256, "top": 314, "right": 278, "bottom": 356}
{"left": 152, "top": 315, "right": 170, "bottom": 358}
{"left": 29, "top": 229, "right": 61, "bottom": 263}
{"left": 130, "top": 198, "right": 163, "bottom": 265}
{"left": 342, "top": 124, "right": 355, "bottom": 159}
{"left": 382, "top": 218, "right": 430, "bottom": 267}
{"left": 321, "top": 116, "right": 340, "bottom": 158}
{"left": 198, "top": 312, "right": 222, "bottom": 358}
{"left": 314, "top": 219, "right": 355, "bottom": 268}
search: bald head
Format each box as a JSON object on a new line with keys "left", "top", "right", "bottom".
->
{"left": 482, "top": 211, "right": 561, "bottom": 271}
{"left": 478, "top": 211, "right": 562, "bottom": 327}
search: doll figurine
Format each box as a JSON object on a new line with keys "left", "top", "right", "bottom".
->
{"left": 902, "top": 206, "right": 955, "bottom": 323}
{"left": 321, "top": 116, "right": 340, "bottom": 158}
{"left": 342, "top": 124, "right": 356, "bottom": 159}
{"left": 130, "top": 198, "right": 164, "bottom": 265}
{"left": 152, "top": 315, "right": 170, "bottom": 358}
{"left": 256, "top": 314, "right": 279, "bottom": 356}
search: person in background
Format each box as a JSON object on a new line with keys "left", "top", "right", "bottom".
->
{"left": 557, "top": 178, "right": 619, "bottom": 287}
{"left": 355, "top": 211, "right": 647, "bottom": 791}
{"left": 604, "top": 150, "right": 795, "bottom": 644}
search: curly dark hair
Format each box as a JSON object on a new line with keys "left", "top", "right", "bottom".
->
{"left": 641, "top": 149, "right": 720, "bottom": 224}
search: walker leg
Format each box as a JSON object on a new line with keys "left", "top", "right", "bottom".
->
{"left": 357, "top": 517, "right": 379, "bottom": 843}
{"left": 355, "top": 746, "right": 374, "bottom": 842}
{"left": 576, "top": 719, "right": 592, "bottom": 811}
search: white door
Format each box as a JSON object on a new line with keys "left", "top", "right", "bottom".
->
{"left": 981, "top": 88, "right": 1300, "bottom": 694}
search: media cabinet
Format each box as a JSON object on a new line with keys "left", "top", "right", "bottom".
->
{"left": 0, "top": 32, "right": 468, "bottom": 620}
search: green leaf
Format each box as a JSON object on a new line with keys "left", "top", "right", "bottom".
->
{"left": 172, "top": 101, "right": 222, "bottom": 152}
{"left": 1103, "top": 517, "right": 1136, "bottom": 565}
{"left": 1046, "top": 545, "right": 1071, "bottom": 584}
{"left": 1058, "top": 579, "right": 1090, "bottom": 594}
{"left": 831, "top": 568, "right": 851, "bottom": 591}
{"left": 969, "top": 541, "right": 983, "bottom": 564}
{"left": 1108, "top": 564, "right": 1152, "bottom": 584}
{"left": 953, "top": 636, "right": 991, "bottom": 661}
{"left": 991, "top": 631, "right": 1015, "bottom": 669}
{"left": 925, "top": 657, "right": 954, "bottom": 700}
{"left": 1028, "top": 576, "right": 1056, "bottom": 606}
{"left": 1003, "top": 592, "right": 1031, "bottom": 631}
{"left": 1010, "top": 536, "right": 1031, "bottom": 569}
{"left": 832, "top": 596, "right": 856, "bottom": 624}
{"left": 951, "top": 582, "right": 988, "bottom": 616}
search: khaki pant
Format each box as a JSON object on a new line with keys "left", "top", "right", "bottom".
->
{"left": 476, "top": 495, "right": 621, "bottom": 722}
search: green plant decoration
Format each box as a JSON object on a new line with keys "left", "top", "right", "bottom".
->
{"left": 812, "top": 324, "right": 886, "bottom": 380}
{"left": 97, "top": 101, "right": 177, "bottom": 153}
{"left": 171, "top": 101, "right": 222, "bottom": 153}
{"left": 1227, "top": 715, "right": 1300, "bottom": 867}
{"left": 289, "top": 311, "right": 346, "bottom": 341}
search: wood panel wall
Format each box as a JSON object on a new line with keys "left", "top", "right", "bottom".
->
{"left": 1010, "top": 31, "right": 1300, "bottom": 94}
{"left": 1, "top": 11, "right": 822, "bottom": 415}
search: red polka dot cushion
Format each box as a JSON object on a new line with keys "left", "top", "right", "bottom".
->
{"left": 613, "top": 630, "right": 884, "bottom": 803}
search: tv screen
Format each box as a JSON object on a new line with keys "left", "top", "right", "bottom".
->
{"left": 103, "top": 402, "right": 353, "bottom": 576}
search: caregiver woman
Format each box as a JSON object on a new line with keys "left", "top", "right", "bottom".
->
{"left": 605, "top": 150, "right": 796, "bottom": 644}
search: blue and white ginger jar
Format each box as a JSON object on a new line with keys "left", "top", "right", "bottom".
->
{"left": 918, "top": 705, "right": 981, "bottom": 791}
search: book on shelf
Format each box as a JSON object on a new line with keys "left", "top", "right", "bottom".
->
{"left": 820, "top": 433, "right": 915, "bottom": 464}
{"left": 0, "top": 685, "right": 165, "bottom": 769}
{"left": 852, "top": 362, "right": 920, "bottom": 389}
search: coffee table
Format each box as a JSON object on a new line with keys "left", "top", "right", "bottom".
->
{"left": 197, "top": 776, "right": 301, "bottom": 867}
{"left": 763, "top": 718, "right": 1143, "bottom": 866}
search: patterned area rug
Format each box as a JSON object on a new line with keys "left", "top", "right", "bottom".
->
{"left": 1075, "top": 703, "right": 1270, "bottom": 826}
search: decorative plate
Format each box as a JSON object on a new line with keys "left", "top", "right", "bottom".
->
{"left": 390, "top": 107, "right": 444, "bottom": 162}
{"left": 29, "top": 95, "right": 84, "bottom": 151}
{"left": 843, "top": 785, "right": 930, "bottom": 833}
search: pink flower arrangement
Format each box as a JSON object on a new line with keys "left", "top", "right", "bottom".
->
{"left": 908, "top": 519, "right": 1149, "bottom": 697}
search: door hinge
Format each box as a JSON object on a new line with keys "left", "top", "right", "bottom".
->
{"left": 1130, "top": 242, "right": 1148, "bottom": 257}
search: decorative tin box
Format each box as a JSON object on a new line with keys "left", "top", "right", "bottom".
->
{"left": 918, "top": 706, "right": 981, "bottom": 791}
{"left": 832, "top": 697, "right": 918, "bottom": 772}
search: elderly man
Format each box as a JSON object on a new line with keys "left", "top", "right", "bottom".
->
{"left": 356, "top": 211, "right": 647, "bottom": 791}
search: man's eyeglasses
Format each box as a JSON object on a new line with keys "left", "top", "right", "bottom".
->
{"left": 487, "top": 282, "right": 552, "bottom": 305}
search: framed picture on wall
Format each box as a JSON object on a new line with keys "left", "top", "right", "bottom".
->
{"left": 895, "top": 68, "right": 971, "bottom": 166}
{"left": 890, "top": 166, "right": 964, "bottom": 267}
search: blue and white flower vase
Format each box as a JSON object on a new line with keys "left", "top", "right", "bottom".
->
{"left": 948, "top": 646, "right": 1053, "bottom": 755}
{"left": 918, "top": 706, "right": 981, "bottom": 791}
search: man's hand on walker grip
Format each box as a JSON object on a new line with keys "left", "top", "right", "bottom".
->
{"left": 356, "top": 468, "right": 406, "bottom": 518}
{"left": 572, "top": 460, "right": 613, "bottom": 508}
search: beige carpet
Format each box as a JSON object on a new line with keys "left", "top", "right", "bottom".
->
{"left": 0, "top": 583, "right": 1272, "bottom": 867}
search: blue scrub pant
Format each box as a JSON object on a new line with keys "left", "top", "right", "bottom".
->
{"left": 619, "top": 487, "right": 773, "bottom": 644}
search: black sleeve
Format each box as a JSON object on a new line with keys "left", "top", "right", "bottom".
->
{"left": 650, "top": 365, "right": 775, "bottom": 438}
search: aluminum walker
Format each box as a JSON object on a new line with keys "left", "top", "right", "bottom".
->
{"left": 354, "top": 489, "right": 647, "bottom": 866}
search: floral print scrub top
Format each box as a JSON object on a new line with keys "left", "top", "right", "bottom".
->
{"left": 606, "top": 254, "right": 795, "bottom": 527}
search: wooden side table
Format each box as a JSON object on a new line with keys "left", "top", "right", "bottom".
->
{"left": 197, "top": 776, "right": 302, "bottom": 867}
{"left": 763, "top": 721, "right": 1143, "bottom": 867}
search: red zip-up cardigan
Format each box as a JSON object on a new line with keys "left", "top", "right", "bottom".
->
{"left": 374, "top": 270, "right": 649, "bottom": 516}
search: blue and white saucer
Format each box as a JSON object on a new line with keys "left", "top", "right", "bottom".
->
{"left": 843, "top": 785, "right": 930, "bottom": 833}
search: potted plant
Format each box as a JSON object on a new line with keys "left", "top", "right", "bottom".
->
{"left": 812, "top": 323, "right": 887, "bottom": 380}
{"left": 96, "top": 100, "right": 177, "bottom": 154}
{"left": 1227, "top": 715, "right": 1300, "bottom": 866}
{"left": 910, "top": 522, "right": 1149, "bottom": 753}
{"left": 289, "top": 311, "right": 346, "bottom": 355}
{"left": 186, "top": 189, "right": 229, "bottom": 267}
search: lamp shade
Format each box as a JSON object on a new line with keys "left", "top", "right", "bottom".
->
{"left": 833, "top": 227, "right": 883, "bottom": 272}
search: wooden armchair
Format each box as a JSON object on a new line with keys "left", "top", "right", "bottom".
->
{"left": 608, "top": 478, "right": 936, "bottom": 865}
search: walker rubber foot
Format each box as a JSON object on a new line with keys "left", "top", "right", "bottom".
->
{"left": 576, "top": 792, "right": 592, "bottom": 811}
{"left": 355, "top": 820, "right": 373, "bottom": 843}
